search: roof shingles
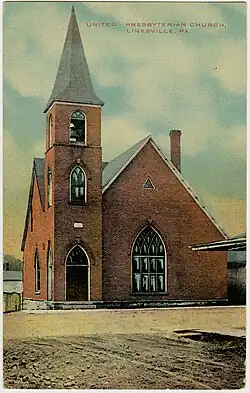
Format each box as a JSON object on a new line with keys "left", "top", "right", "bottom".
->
{"left": 102, "top": 136, "right": 151, "bottom": 189}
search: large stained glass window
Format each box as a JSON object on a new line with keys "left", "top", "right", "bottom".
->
{"left": 132, "top": 226, "right": 166, "bottom": 293}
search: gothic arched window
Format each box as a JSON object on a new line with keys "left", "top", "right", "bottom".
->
{"left": 48, "top": 115, "right": 53, "bottom": 148}
{"left": 66, "top": 245, "right": 89, "bottom": 266}
{"left": 47, "top": 242, "right": 53, "bottom": 301}
{"left": 34, "top": 249, "right": 41, "bottom": 293}
{"left": 70, "top": 166, "right": 86, "bottom": 203}
{"left": 132, "top": 226, "right": 166, "bottom": 293}
{"left": 48, "top": 168, "right": 52, "bottom": 208}
{"left": 69, "top": 111, "right": 86, "bottom": 143}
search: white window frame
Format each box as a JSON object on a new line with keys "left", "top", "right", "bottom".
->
{"left": 35, "top": 250, "right": 41, "bottom": 294}
{"left": 47, "top": 243, "right": 53, "bottom": 301}
{"left": 64, "top": 245, "right": 90, "bottom": 301}
{"left": 47, "top": 168, "right": 53, "bottom": 208}
{"left": 48, "top": 114, "right": 53, "bottom": 148}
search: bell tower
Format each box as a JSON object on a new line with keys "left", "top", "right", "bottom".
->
{"left": 44, "top": 6, "right": 104, "bottom": 302}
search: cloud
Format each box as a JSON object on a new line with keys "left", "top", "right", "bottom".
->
{"left": 79, "top": 9, "right": 246, "bottom": 160}
{"left": 87, "top": 2, "right": 227, "bottom": 25}
{"left": 229, "top": 3, "right": 246, "bottom": 14}
{"left": 4, "top": 195, "right": 26, "bottom": 259}
{"left": 201, "top": 193, "right": 246, "bottom": 237}
{"left": 4, "top": 129, "right": 45, "bottom": 257}
{"left": 4, "top": 129, "right": 45, "bottom": 193}
{"left": 3, "top": 3, "right": 68, "bottom": 100}
{"left": 102, "top": 116, "right": 148, "bottom": 161}
{"left": 203, "top": 39, "right": 246, "bottom": 95}
{"left": 224, "top": 125, "right": 246, "bottom": 158}
{"left": 4, "top": 130, "right": 31, "bottom": 192}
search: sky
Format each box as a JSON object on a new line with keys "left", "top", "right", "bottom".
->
{"left": 3, "top": 1, "right": 246, "bottom": 258}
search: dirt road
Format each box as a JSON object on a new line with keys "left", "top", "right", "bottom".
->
{"left": 3, "top": 307, "right": 246, "bottom": 389}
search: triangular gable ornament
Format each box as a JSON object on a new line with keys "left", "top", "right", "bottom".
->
{"left": 143, "top": 178, "right": 155, "bottom": 189}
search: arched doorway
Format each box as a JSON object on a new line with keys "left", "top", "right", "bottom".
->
{"left": 66, "top": 245, "right": 89, "bottom": 301}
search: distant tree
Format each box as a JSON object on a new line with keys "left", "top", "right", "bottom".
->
{"left": 3, "top": 255, "right": 23, "bottom": 271}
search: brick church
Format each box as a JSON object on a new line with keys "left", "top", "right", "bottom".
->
{"left": 21, "top": 7, "right": 228, "bottom": 309}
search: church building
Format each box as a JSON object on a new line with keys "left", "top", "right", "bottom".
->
{"left": 21, "top": 7, "right": 228, "bottom": 309}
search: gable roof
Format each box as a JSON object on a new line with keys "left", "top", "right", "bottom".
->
{"left": 102, "top": 136, "right": 150, "bottom": 190}
{"left": 21, "top": 136, "right": 228, "bottom": 250}
{"left": 190, "top": 236, "right": 246, "bottom": 251}
{"left": 102, "top": 135, "right": 228, "bottom": 238}
{"left": 21, "top": 158, "right": 45, "bottom": 251}
{"left": 44, "top": 6, "right": 104, "bottom": 112}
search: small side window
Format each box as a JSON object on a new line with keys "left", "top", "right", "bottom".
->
{"left": 30, "top": 207, "right": 33, "bottom": 232}
{"left": 48, "top": 169, "right": 52, "bottom": 208}
{"left": 143, "top": 178, "right": 155, "bottom": 189}
{"left": 34, "top": 250, "right": 41, "bottom": 294}
{"left": 48, "top": 115, "right": 53, "bottom": 148}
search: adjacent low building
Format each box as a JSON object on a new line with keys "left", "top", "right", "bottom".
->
{"left": 3, "top": 271, "right": 23, "bottom": 312}
{"left": 190, "top": 235, "right": 246, "bottom": 305}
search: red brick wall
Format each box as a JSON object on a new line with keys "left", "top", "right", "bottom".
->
{"left": 47, "top": 103, "right": 102, "bottom": 301}
{"left": 52, "top": 144, "right": 103, "bottom": 301}
{"left": 23, "top": 103, "right": 103, "bottom": 302}
{"left": 102, "top": 141, "right": 227, "bottom": 301}
{"left": 23, "top": 176, "right": 54, "bottom": 300}
{"left": 46, "top": 103, "right": 101, "bottom": 147}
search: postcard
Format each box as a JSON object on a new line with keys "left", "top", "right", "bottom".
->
{"left": 3, "top": 1, "right": 246, "bottom": 390}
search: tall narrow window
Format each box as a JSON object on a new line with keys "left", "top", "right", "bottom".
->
{"left": 47, "top": 242, "right": 53, "bottom": 301}
{"left": 48, "top": 168, "right": 52, "bottom": 208}
{"left": 48, "top": 115, "right": 53, "bottom": 148}
{"left": 132, "top": 226, "right": 166, "bottom": 293}
{"left": 70, "top": 166, "right": 86, "bottom": 203}
{"left": 30, "top": 206, "right": 33, "bottom": 232}
{"left": 69, "top": 111, "right": 86, "bottom": 143}
{"left": 35, "top": 249, "right": 41, "bottom": 293}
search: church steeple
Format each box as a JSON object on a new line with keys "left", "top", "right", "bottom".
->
{"left": 44, "top": 6, "right": 104, "bottom": 112}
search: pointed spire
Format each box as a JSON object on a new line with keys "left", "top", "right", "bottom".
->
{"left": 44, "top": 6, "right": 104, "bottom": 112}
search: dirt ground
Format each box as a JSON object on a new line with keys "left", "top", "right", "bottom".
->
{"left": 3, "top": 307, "right": 246, "bottom": 389}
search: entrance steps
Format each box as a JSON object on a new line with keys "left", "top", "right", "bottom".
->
{"left": 49, "top": 301, "right": 97, "bottom": 310}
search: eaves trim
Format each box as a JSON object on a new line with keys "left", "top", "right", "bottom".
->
{"left": 102, "top": 135, "right": 152, "bottom": 194}
{"left": 149, "top": 139, "right": 228, "bottom": 238}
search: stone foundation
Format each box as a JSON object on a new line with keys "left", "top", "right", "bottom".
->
{"left": 22, "top": 298, "right": 228, "bottom": 311}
